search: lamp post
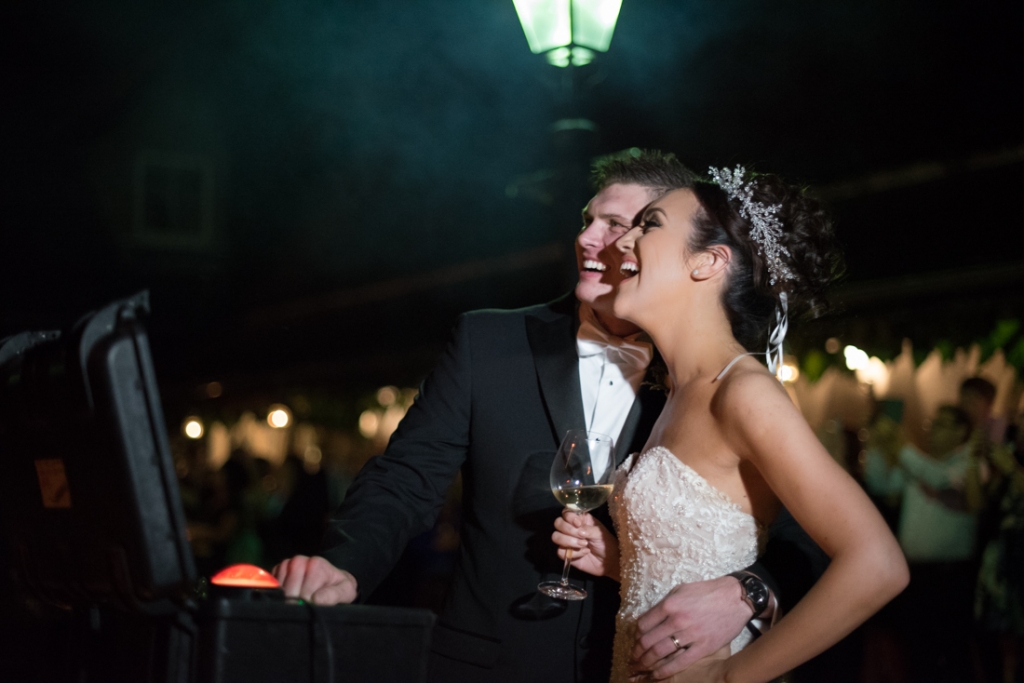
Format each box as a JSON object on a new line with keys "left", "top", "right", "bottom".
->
{"left": 512, "top": 0, "right": 623, "bottom": 288}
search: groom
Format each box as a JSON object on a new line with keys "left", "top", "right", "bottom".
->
{"left": 275, "top": 151, "right": 792, "bottom": 682}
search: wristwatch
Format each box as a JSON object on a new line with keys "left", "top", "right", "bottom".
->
{"left": 729, "top": 571, "right": 771, "bottom": 619}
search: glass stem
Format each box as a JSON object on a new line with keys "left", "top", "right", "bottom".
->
{"left": 559, "top": 510, "right": 581, "bottom": 586}
{"left": 559, "top": 548, "right": 573, "bottom": 586}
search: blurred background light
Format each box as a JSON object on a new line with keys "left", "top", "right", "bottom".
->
{"left": 303, "top": 445, "right": 322, "bottom": 473}
{"left": 855, "top": 356, "right": 890, "bottom": 392}
{"left": 267, "top": 404, "right": 291, "bottom": 429}
{"left": 778, "top": 360, "right": 800, "bottom": 383}
{"left": 183, "top": 417, "right": 204, "bottom": 439}
{"left": 844, "top": 345, "right": 869, "bottom": 371}
{"left": 376, "top": 385, "right": 399, "bottom": 407}
{"left": 359, "top": 410, "right": 380, "bottom": 439}
{"left": 304, "top": 445, "right": 322, "bottom": 465}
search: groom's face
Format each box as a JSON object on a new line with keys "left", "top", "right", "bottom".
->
{"left": 575, "top": 183, "right": 653, "bottom": 325}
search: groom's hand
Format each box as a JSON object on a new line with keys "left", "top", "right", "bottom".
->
{"left": 273, "top": 555, "right": 358, "bottom": 605}
{"left": 631, "top": 576, "right": 750, "bottom": 679}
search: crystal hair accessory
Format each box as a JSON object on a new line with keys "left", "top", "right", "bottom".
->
{"left": 707, "top": 165, "right": 792, "bottom": 380}
{"left": 707, "top": 165, "right": 795, "bottom": 286}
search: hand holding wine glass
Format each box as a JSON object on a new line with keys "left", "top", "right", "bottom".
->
{"left": 552, "top": 508, "right": 619, "bottom": 580}
{"left": 538, "top": 429, "right": 614, "bottom": 600}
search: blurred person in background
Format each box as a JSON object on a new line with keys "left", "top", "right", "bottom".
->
{"left": 859, "top": 401, "right": 911, "bottom": 683}
{"left": 961, "top": 377, "right": 1002, "bottom": 518}
{"left": 974, "top": 410, "right": 1024, "bottom": 683}
{"left": 960, "top": 377, "right": 1003, "bottom": 444}
{"left": 863, "top": 400, "right": 907, "bottom": 533}
{"left": 894, "top": 405, "right": 978, "bottom": 682}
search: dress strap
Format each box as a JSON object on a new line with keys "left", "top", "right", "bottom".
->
{"left": 714, "top": 352, "right": 762, "bottom": 381}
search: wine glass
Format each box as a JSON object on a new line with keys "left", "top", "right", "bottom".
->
{"left": 537, "top": 429, "right": 614, "bottom": 600}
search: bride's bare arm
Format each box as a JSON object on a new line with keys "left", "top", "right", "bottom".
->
{"left": 696, "top": 370, "right": 908, "bottom": 683}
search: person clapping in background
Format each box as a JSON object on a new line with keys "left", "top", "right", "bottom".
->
{"left": 863, "top": 404, "right": 977, "bottom": 682}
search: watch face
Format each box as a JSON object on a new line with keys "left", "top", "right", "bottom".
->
{"left": 743, "top": 577, "right": 769, "bottom": 615}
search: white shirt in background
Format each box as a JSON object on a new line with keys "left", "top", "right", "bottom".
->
{"left": 896, "top": 444, "right": 976, "bottom": 562}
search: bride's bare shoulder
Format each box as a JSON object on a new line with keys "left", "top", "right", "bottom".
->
{"left": 710, "top": 361, "right": 796, "bottom": 430}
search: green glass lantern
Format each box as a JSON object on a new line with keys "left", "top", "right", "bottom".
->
{"left": 513, "top": 0, "right": 623, "bottom": 67}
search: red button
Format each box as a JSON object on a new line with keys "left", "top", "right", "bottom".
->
{"left": 210, "top": 564, "right": 281, "bottom": 588}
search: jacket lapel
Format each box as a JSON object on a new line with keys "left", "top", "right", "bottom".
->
{"left": 526, "top": 295, "right": 587, "bottom": 446}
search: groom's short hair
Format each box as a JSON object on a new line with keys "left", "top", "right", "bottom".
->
{"left": 590, "top": 149, "right": 697, "bottom": 196}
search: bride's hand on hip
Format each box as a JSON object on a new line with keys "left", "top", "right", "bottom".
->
{"left": 632, "top": 576, "right": 750, "bottom": 678}
{"left": 551, "top": 509, "right": 619, "bottom": 580}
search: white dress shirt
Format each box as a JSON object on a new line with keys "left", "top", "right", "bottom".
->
{"left": 576, "top": 304, "right": 653, "bottom": 481}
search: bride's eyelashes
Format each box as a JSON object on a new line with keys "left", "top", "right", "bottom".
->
{"left": 640, "top": 218, "right": 661, "bottom": 233}
{"left": 640, "top": 207, "right": 666, "bottom": 233}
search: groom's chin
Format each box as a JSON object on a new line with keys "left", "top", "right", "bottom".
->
{"left": 610, "top": 297, "right": 633, "bottom": 325}
{"left": 575, "top": 279, "right": 611, "bottom": 307}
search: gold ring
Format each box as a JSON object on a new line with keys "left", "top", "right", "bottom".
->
{"left": 669, "top": 634, "right": 684, "bottom": 652}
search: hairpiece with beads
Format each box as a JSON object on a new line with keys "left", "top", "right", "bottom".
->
{"left": 707, "top": 165, "right": 794, "bottom": 286}
{"left": 708, "top": 165, "right": 792, "bottom": 377}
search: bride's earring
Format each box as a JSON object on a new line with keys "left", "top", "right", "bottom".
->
{"left": 692, "top": 269, "right": 700, "bottom": 277}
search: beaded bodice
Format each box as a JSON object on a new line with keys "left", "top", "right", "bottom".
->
{"left": 608, "top": 446, "right": 763, "bottom": 682}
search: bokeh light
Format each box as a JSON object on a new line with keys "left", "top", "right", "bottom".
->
{"left": 856, "top": 356, "right": 890, "bottom": 390}
{"left": 359, "top": 410, "right": 381, "bottom": 438}
{"left": 844, "top": 345, "right": 869, "bottom": 371}
{"left": 778, "top": 362, "right": 800, "bottom": 383}
{"left": 267, "top": 404, "right": 291, "bottom": 429}
{"left": 183, "top": 417, "right": 204, "bottom": 439}
{"left": 376, "top": 385, "right": 399, "bottom": 407}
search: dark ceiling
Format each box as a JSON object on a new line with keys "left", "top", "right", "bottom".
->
{"left": 2, "top": 0, "right": 1022, "bottom": 406}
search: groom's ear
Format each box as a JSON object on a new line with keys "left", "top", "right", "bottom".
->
{"left": 691, "top": 245, "right": 731, "bottom": 281}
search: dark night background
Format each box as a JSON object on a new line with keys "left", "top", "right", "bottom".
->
{"left": 2, "top": 0, "right": 1023, "bottom": 421}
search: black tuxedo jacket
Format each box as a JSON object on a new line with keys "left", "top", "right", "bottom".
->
{"left": 322, "top": 294, "right": 658, "bottom": 682}
{"left": 321, "top": 294, "right": 821, "bottom": 683}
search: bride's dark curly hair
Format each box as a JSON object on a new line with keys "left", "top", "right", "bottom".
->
{"left": 689, "top": 172, "right": 844, "bottom": 352}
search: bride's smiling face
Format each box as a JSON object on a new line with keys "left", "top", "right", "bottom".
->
{"left": 613, "top": 188, "right": 704, "bottom": 326}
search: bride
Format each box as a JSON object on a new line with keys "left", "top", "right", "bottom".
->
{"left": 552, "top": 167, "right": 908, "bottom": 682}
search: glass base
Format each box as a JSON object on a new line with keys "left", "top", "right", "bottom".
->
{"left": 537, "top": 581, "right": 587, "bottom": 601}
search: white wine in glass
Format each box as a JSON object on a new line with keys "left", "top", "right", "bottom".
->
{"left": 538, "top": 429, "right": 614, "bottom": 601}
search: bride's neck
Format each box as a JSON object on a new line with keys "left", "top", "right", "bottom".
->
{"left": 647, "top": 297, "right": 746, "bottom": 388}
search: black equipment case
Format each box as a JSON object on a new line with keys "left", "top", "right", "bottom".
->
{"left": 198, "top": 598, "right": 435, "bottom": 683}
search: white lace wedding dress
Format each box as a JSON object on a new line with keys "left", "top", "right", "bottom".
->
{"left": 608, "top": 446, "right": 764, "bottom": 683}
